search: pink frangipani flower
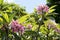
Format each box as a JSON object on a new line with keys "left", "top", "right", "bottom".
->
{"left": 11, "top": 20, "right": 25, "bottom": 34}
{"left": 37, "top": 5, "right": 49, "bottom": 14}
{"left": 55, "top": 28, "right": 60, "bottom": 33}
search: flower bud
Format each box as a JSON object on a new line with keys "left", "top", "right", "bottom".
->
{"left": 27, "top": 24, "right": 32, "bottom": 29}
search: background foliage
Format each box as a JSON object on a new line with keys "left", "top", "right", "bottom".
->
{"left": 47, "top": 0, "right": 60, "bottom": 23}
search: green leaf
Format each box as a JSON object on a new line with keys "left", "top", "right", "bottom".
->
{"left": 24, "top": 30, "right": 37, "bottom": 36}
{"left": 12, "top": 33, "right": 21, "bottom": 40}
{"left": 9, "top": 13, "right": 16, "bottom": 22}
{"left": 49, "top": 5, "right": 57, "bottom": 10}
{"left": 40, "top": 25, "right": 48, "bottom": 34}
{"left": 0, "top": 17, "right": 3, "bottom": 22}
{"left": 0, "top": 0, "right": 3, "bottom": 4}
{"left": 48, "top": 5, "right": 57, "bottom": 13}
{"left": 0, "top": 17, "right": 3, "bottom": 27}
{"left": 2, "top": 13, "right": 9, "bottom": 23}
{"left": 48, "top": 9, "right": 55, "bottom": 13}
{"left": 32, "top": 24, "right": 38, "bottom": 31}
{"left": 18, "top": 15, "right": 30, "bottom": 23}
{"left": 6, "top": 7, "right": 12, "bottom": 12}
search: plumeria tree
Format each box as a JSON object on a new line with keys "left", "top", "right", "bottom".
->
{"left": 0, "top": 0, "right": 60, "bottom": 40}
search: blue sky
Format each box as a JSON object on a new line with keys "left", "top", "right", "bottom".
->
{"left": 5, "top": 0, "right": 46, "bottom": 13}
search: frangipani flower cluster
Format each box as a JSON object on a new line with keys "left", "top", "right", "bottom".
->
{"left": 47, "top": 20, "right": 57, "bottom": 30}
{"left": 10, "top": 20, "right": 32, "bottom": 34}
{"left": 48, "top": 22, "right": 60, "bottom": 33}
{"left": 55, "top": 28, "right": 60, "bottom": 33}
{"left": 36, "top": 5, "right": 49, "bottom": 14}
{"left": 10, "top": 20, "right": 25, "bottom": 34}
{"left": 46, "top": 20, "right": 60, "bottom": 33}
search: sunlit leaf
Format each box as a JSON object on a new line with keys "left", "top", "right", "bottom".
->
{"left": 48, "top": 5, "right": 57, "bottom": 13}
{"left": 9, "top": 13, "right": 16, "bottom": 22}
{"left": 49, "top": 5, "right": 57, "bottom": 10}
{"left": 2, "top": 13, "right": 9, "bottom": 23}
{"left": 0, "top": 0, "right": 3, "bottom": 4}
{"left": 6, "top": 7, "right": 12, "bottom": 12}
{"left": 18, "top": 15, "right": 30, "bottom": 23}
{"left": 32, "top": 23, "right": 38, "bottom": 31}
{"left": 48, "top": 9, "right": 55, "bottom": 13}
{"left": 0, "top": 17, "right": 3, "bottom": 28}
{"left": 0, "top": 17, "right": 3, "bottom": 22}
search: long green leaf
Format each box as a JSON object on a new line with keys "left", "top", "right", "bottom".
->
{"left": 0, "top": 17, "right": 3, "bottom": 22}
{"left": 2, "top": 13, "right": 9, "bottom": 23}
{"left": 48, "top": 9, "right": 55, "bottom": 13}
{"left": 49, "top": 5, "right": 57, "bottom": 10}
{"left": 18, "top": 15, "right": 30, "bottom": 23}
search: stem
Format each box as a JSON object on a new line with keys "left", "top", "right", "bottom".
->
{"left": 3, "top": 23, "right": 9, "bottom": 40}
{"left": 32, "top": 36, "right": 35, "bottom": 40}
{"left": 36, "top": 13, "right": 44, "bottom": 40}
{"left": 5, "top": 27, "right": 9, "bottom": 40}
{"left": 35, "top": 37, "right": 37, "bottom": 40}
{"left": 37, "top": 13, "right": 44, "bottom": 32}
{"left": 5, "top": 28, "right": 8, "bottom": 40}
